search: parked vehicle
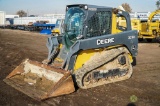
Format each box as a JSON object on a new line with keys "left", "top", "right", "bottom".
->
{"left": 51, "top": 19, "right": 64, "bottom": 36}
{"left": 4, "top": 4, "right": 138, "bottom": 100}
{"left": 131, "top": 10, "right": 160, "bottom": 42}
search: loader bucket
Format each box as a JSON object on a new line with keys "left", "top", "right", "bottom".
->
{"left": 3, "top": 59, "right": 75, "bottom": 101}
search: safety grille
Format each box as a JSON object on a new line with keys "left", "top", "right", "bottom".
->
{"left": 87, "top": 11, "right": 111, "bottom": 37}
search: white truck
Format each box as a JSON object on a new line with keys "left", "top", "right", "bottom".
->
{"left": 0, "top": 11, "right": 6, "bottom": 27}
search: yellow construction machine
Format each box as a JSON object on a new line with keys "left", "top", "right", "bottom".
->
{"left": 131, "top": 19, "right": 144, "bottom": 41}
{"left": 132, "top": 10, "right": 160, "bottom": 42}
{"left": 51, "top": 19, "right": 64, "bottom": 36}
{"left": 3, "top": 4, "right": 138, "bottom": 101}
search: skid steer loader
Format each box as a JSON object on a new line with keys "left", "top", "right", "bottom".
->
{"left": 3, "top": 4, "right": 138, "bottom": 101}
{"left": 51, "top": 19, "right": 64, "bottom": 36}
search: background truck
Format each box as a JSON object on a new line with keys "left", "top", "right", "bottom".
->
{"left": 0, "top": 11, "right": 11, "bottom": 28}
{"left": 0, "top": 11, "right": 5, "bottom": 26}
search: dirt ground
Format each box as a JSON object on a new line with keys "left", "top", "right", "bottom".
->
{"left": 0, "top": 29, "right": 160, "bottom": 106}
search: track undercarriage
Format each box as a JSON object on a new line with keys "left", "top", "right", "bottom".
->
{"left": 75, "top": 47, "right": 133, "bottom": 89}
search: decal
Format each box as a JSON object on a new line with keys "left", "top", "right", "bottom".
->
{"left": 97, "top": 38, "right": 114, "bottom": 45}
{"left": 128, "top": 36, "right": 135, "bottom": 39}
{"left": 88, "top": 8, "right": 97, "bottom": 11}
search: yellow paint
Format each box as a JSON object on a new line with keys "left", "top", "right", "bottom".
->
{"left": 111, "top": 13, "right": 117, "bottom": 34}
{"left": 59, "top": 44, "right": 63, "bottom": 49}
{"left": 131, "top": 19, "right": 141, "bottom": 31}
{"left": 112, "top": 12, "right": 125, "bottom": 34}
{"left": 54, "top": 44, "right": 63, "bottom": 62}
{"left": 74, "top": 49, "right": 103, "bottom": 71}
{"left": 128, "top": 53, "right": 133, "bottom": 63}
{"left": 107, "top": 45, "right": 121, "bottom": 49}
{"left": 55, "top": 57, "right": 64, "bottom": 62}
{"left": 51, "top": 28, "right": 60, "bottom": 34}
{"left": 74, "top": 45, "right": 132, "bottom": 71}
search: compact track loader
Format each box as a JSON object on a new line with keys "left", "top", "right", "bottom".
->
{"left": 4, "top": 4, "right": 138, "bottom": 100}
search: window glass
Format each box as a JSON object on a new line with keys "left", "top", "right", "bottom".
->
{"left": 87, "top": 11, "right": 111, "bottom": 37}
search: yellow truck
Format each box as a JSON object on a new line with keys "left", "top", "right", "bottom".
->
{"left": 51, "top": 19, "right": 64, "bottom": 36}
{"left": 131, "top": 10, "right": 160, "bottom": 42}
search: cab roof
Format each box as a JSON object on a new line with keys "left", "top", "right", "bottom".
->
{"left": 66, "top": 4, "right": 113, "bottom": 9}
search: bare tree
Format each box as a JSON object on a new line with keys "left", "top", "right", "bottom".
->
{"left": 122, "top": 3, "right": 132, "bottom": 13}
{"left": 16, "top": 10, "right": 27, "bottom": 17}
{"left": 156, "top": 0, "right": 160, "bottom": 10}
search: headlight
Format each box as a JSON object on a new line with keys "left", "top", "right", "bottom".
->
{"left": 66, "top": 7, "right": 68, "bottom": 11}
{"left": 84, "top": 5, "right": 88, "bottom": 10}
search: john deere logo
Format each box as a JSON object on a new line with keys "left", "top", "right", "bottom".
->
{"left": 97, "top": 38, "right": 114, "bottom": 45}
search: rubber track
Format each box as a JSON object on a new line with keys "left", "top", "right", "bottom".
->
{"left": 75, "top": 47, "right": 130, "bottom": 89}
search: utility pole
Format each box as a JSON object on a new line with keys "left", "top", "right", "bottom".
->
{"left": 27, "top": 9, "right": 29, "bottom": 17}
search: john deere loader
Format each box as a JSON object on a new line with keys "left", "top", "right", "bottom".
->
{"left": 3, "top": 4, "right": 138, "bottom": 100}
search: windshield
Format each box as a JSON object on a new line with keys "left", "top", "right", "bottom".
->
{"left": 55, "top": 19, "right": 61, "bottom": 28}
{"left": 63, "top": 7, "right": 85, "bottom": 49}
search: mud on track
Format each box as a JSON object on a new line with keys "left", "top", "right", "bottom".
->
{"left": 0, "top": 29, "right": 160, "bottom": 106}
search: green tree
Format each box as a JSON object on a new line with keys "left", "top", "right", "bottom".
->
{"left": 122, "top": 3, "right": 132, "bottom": 13}
{"left": 16, "top": 10, "right": 27, "bottom": 17}
{"left": 156, "top": 0, "right": 160, "bottom": 10}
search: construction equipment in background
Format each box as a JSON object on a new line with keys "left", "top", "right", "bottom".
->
{"left": 131, "top": 10, "right": 160, "bottom": 42}
{"left": 51, "top": 19, "right": 64, "bottom": 36}
{"left": 131, "top": 19, "right": 145, "bottom": 41}
{"left": 33, "top": 21, "right": 55, "bottom": 35}
{"left": 8, "top": 20, "right": 55, "bottom": 34}
{"left": 3, "top": 4, "right": 138, "bottom": 100}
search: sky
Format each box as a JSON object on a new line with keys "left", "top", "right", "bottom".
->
{"left": 0, "top": 0, "right": 157, "bottom": 15}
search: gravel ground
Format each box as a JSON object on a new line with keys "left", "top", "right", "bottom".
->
{"left": 0, "top": 29, "right": 160, "bottom": 106}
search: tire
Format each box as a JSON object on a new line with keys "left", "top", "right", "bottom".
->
{"left": 138, "top": 38, "right": 143, "bottom": 42}
{"left": 152, "top": 30, "right": 157, "bottom": 36}
{"left": 146, "top": 39, "right": 152, "bottom": 42}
